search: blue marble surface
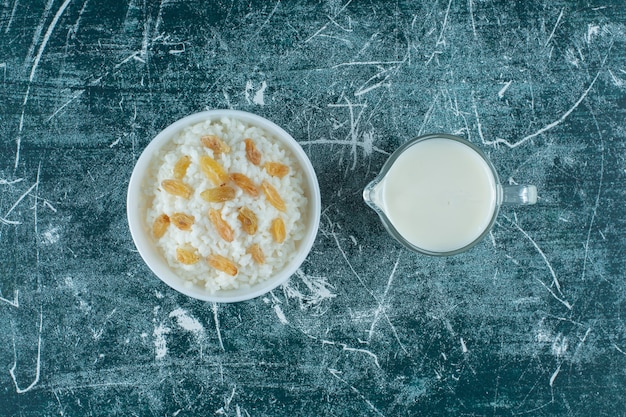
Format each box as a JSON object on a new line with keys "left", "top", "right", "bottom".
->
{"left": 1, "top": 0, "right": 625, "bottom": 415}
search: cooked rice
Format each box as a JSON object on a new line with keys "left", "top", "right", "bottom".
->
{"left": 145, "top": 116, "right": 308, "bottom": 293}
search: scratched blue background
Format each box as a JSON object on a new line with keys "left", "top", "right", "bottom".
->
{"left": 1, "top": 0, "right": 625, "bottom": 415}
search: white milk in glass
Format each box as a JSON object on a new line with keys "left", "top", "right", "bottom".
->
{"left": 380, "top": 138, "right": 497, "bottom": 253}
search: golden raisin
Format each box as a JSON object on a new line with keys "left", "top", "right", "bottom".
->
{"left": 247, "top": 244, "right": 265, "bottom": 264}
{"left": 176, "top": 247, "right": 200, "bottom": 265}
{"left": 237, "top": 206, "right": 258, "bottom": 235}
{"left": 152, "top": 214, "right": 170, "bottom": 239}
{"left": 207, "top": 254, "right": 238, "bottom": 276}
{"left": 271, "top": 217, "right": 286, "bottom": 243}
{"left": 209, "top": 208, "right": 234, "bottom": 242}
{"left": 264, "top": 162, "right": 290, "bottom": 178}
{"left": 200, "top": 135, "right": 231, "bottom": 157}
{"left": 261, "top": 180, "right": 286, "bottom": 212}
{"left": 199, "top": 155, "right": 229, "bottom": 185}
{"left": 161, "top": 179, "right": 193, "bottom": 199}
{"left": 245, "top": 138, "right": 262, "bottom": 165}
{"left": 200, "top": 186, "right": 236, "bottom": 203}
{"left": 170, "top": 212, "right": 195, "bottom": 231}
{"left": 229, "top": 173, "right": 258, "bottom": 197}
{"left": 173, "top": 155, "right": 191, "bottom": 179}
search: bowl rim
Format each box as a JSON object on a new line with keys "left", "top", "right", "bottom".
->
{"left": 127, "top": 109, "right": 321, "bottom": 302}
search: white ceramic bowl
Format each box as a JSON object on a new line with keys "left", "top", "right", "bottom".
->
{"left": 127, "top": 110, "right": 321, "bottom": 302}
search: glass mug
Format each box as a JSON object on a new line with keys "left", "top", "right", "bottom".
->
{"left": 363, "top": 134, "right": 537, "bottom": 256}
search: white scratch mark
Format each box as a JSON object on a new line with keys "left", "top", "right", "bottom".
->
{"left": 215, "top": 385, "right": 237, "bottom": 415}
{"left": 273, "top": 304, "right": 289, "bottom": 324}
{"left": 46, "top": 89, "right": 85, "bottom": 122}
{"left": 9, "top": 308, "right": 43, "bottom": 393}
{"left": 23, "top": 0, "right": 55, "bottom": 74}
{"left": 511, "top": 220, "right": 562, "bottom": 295}
{"left": 29, "top": 0, "right": 72, "bottom": 81}
{"left": 582, "top": 109, "right": 604, "bottom": 281}
{"left": 341, "top": 346, "right": 380, "bottom": 368}
{"left": 368, "top": 254, "right": 399, "bottom": 340}
{"left": 424, "top": 0, "right": 453, "bottom": 64}
{"left": 114, "top": 52, "right": 141, "bottom": 70}
{"left": 573, "top": 328, "right": 592, "bottom": 359}
{"left": 222, "top": 89, "right": 232, "bottom": 109}
{"left": 153, "top": 322, "right": 170, "bottom": 360}
{"left": 109, "top": 138, "right": 121, "bottom": 148}
{"left": 327, "top": 9, "right": 353, "bottom": 32}
{"left": 282, "top": 269, "right": 337, "bottom": 307}
{"left": 0, "top": 217, "right": 21, "bottom": 226}
{"left": 33, "top": 162, "right": 41, "bottom": 248}
{"left": 534, "top": 277, "right": 572, "bottom": 310}
{"left": 298, "top": 138, "right": 388, "bottom": 155}
{"left": 254, "top": 0, "right": 280, "bottom": 36}
{"left": 325, "top": 215, "right": 371, "bottom": 297}
{"left": 304, "top": 22, "right": 329, "bottom": 43}
{"left": 354, "top": 78, "right": 390, "bottom": 97}
{"left": 169, "top": 308, "right": 205, "bottom": 336}
{"left": 321, "top": 338, "right": 381, "bottom": 368}
{"left": 345, "top": 95, "right": 364, "bottom": 169}
{"left": 608, "top": 69, "right": 625, "bottom": 87}
{"left": 551, "top": 334, "right": 568, "bottom": 357}
{"left": 16, "top": 0, "right": 73, "bottom": 169}
{"left": 328, "top": 368, "right": 385, "bottom": 416}
{"left": 245, "top": 80, "right": 253, "bottom": 104}
{"left": 140, "top": 12, "right": 150, "bottom": 58}
{"left": 70, "top": 0, "right": 88, "bottom": 36}
{"left": 324, "top": 215, "right": 406, "bottom": 353}
{"left": 468, "top": 0, "right": 477, "bottom": 38}
{"left": 1, "top": 180, "right": 39, "bottom": 225}
{"left": 472, "top": 95, "right": 486, "bottom": 144}
{"left": 460, "top": 337, "right": 468, "bottom": 353}
{"left": 91, "top": 328, "right": 103, "bottom": 340}
{"left": 212, "top": 302, "right": 225, "bottom": 351}
{"left": 498, "top": 80, "right": 513, "bottom": 98}
{"left": 586, "top": 24, "right": 600, "bottom": 44}
{"left": 0, "top": 290, "right": 19, "bottom": 308}
{"left": 504, "top": 254, "right": 520, "bottom": 265}
{"left": 323, "top": 94, "right": 379, "bottom": 169}
{"left": 549, "top": 362, "right": 561, "bottom": 387}
{"left": 92, "top": 307, "right": 115, "bottom": 342}
{"left": 4, "top": 0, "right": 20, "bottom": 33}
{"left": 0, "top": 178, "right": 25, "bottom": 185}
{"left": 253, "top": 81, "right": 267, "bottom": 106}
{"left": 614, "top": 344, "right": 626, "bottom": 355}
{"left": 41, "top": 199, "right": 56, "bottom": 212}
{"left": 304, "top": 0, "right": 352, "bottom": 43}
{"left": 436, "top": 0, "right": 453, "bottom": 47}
{"left": 330, "top": 60, "right": 403, "bottom": 69}
{"left": 480, "top": 72, "right": 600, "bottom": 148}
{"left": 42, "top": 226, "right": 60, "bottom": 244}
{"left": 168, "top": 43, "right": 185, "bottom": 54}
{"left": 545, "top": 8, "right": 564, "bottom": 47}
{"left": 419, "top": 92, "right": 439, "bottom": 136}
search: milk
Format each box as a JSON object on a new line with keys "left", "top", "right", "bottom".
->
{"left": 378, "top": 138, "right": 497, "bottom": 253}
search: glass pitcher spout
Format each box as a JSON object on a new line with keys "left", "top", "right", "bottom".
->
{"left": 363, "top": 179, "right": 384, "bottom": 213}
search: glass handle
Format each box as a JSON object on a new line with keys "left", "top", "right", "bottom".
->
{"left": 500, "top": 185, "right": 537, "bottom": 205}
